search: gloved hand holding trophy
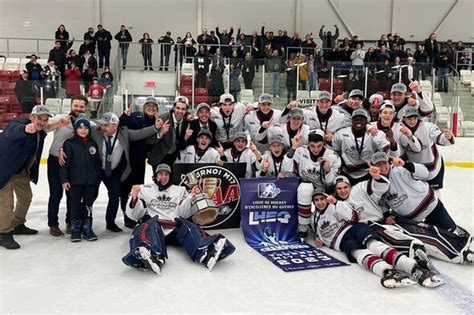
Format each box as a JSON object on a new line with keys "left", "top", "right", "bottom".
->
{"left": 180, "top": 172, "right": 220, "bottom": 225}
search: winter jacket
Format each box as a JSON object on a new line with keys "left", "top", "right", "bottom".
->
{"left": 64, "top": 67, "right": 82, "bottom": 95}
{"left": 95, "top": 30, "right": 113, "bottom": 50}
{"left": 114, "top": 30, "right": 133, "bottom": 48}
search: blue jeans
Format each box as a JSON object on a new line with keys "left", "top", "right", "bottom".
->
{"left": 309, "top": 72, "right": 318, "bottom": 91}
{"left": 437, "top": 67, "right": 449, "bottom": 91}
{"left": 47, "top": 156, "right": 71, "bottom": 227}
{"left": 270, "top": 72, "right": 280, "bottom": 96}
{"left": 120, "top": 45, "right": 129, "bottom": 68}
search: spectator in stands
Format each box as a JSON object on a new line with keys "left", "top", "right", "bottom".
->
{"left": 229, "top": 63, "right": 241, "bottom": 101}
{"left": 25, "top": 54, "right": 44, "bottom": 83}
{"left": 182, "top": 32, "right": 197, "bottom": 62}
{"left": 435, "top": 45, "right": 452, "bottom": 93}
{"left": 458, "top": 51, "right": 472, "bottom": 71}
{"left": 187, "top": 102, "right": 218, "bottom": 148}
{"left": 294, "top": 54, "right": 308, "bottom": 90}
{"left": 43, "top": 60, "right": 60, "bottom": 99}
{"left": 194, "top": 46, "right": 210, "bottom": 88}
{"left": 0, "top": 105, "right": 57, "bottom": 249}
{"left": 139, "top": 33, "right": 154, "bottom": 71}
{"left": 87, "top": 77, "right": 104, "bottom": 118}
{"left": 95, "top": 24, "right": 113, "bottom": 69}
{"left": 301, "top": 34, "right": 316, "bottom": 56}
{"left": 197, "top": 28, "right": 214, "bottom": 53}
{"left": 285, "top": 60, "right": 297, "bottom": 103}
{"left": 119, "top": 96, "right": 161, "bottom": 228}
{"left": 250, "top": 32, "right": 262, "bottom": 72}
{"left": 147, "top": 96, "right": 190, "bottom": 170}
{"left": 64, "top": 62, "right": 82, "bottom": 97}
{"left": 66, "top": 50, "right": 82, "bottom": 69}
{"left": 318, "top": 60, "right": 330, "bottom": 79}
{"left": 99, "top": 67, "right": 113, "bottom": 88}
{"left": 50, "top": 95, "right": 89, "bottom": 236}
{"left": 414, "top": 44, "right": 429, "bottom": 79}
{"left": 350, "top": 43, "right": 365, "bottom": 67}
{"left": 424, "top": 33, "right": 439, "bottom": 67}
{"left": 55, "top": 24, "right": 70, "bottom": 50}
{"left": 308, "top": 54, "right": 318, "bottom": 91}
{"left": 266, "top": 49, "right": 283, "bottom": 99}
{"left": 158, "top": 31, "right": 174, "bottom": 71}
{"left": 349, "top": 35, "right": 363, "bottom": 49}
{"left": 377, "top": 34, "right": 390, "bottom": 49}
{"left": 114, "top": 25, "right": 133, "bottom": 69}
{"left": 80, "top": 27, "right": 96, "bottom": 56}
{"left": 208, "top": 30, "right": 219, "bottom": 55}
{"left": 319, "top": 25, "right": 339, "bottom": 52}
{"left": 15, "top": 70, "right": 38, "bottom": 113}
{"left": 364, "top": 47, "right": 377, "bottom": 70}
{"left": 392, "top": 33, "right": 406, "bottom": 50}
{"left": 49, "top": 39, "right": 74, "bottom": 83}
{"left": 288, "top": 33, "right": 302, "bottom": 60}
{"left": 209, "top": 59, "right": 225, "bottom": 104}
{"left": 241, "top": 52, "right": 256, "bottom": 90}
{"left": 81, "top": 50, "right": 98, "bottom": 91}
{"left": 389, "top": 43, "right": 402, "bottom": 62}
{"left": 174, "top": 36, "right": 183, "bottom": 67}
{"left": 230, "top": 50, "right": 243, "bottom": 69}
{"left": 216, "top": 25, "right": 233, "bottom": 58}
{"left": 343, "top": 72, "right": 361, "bottom": 92}
{"left": 375, "top": 46, "right": 390, "bottom": 63}
{"left": 401, "top": 57, "right": 416, "bottom": 86}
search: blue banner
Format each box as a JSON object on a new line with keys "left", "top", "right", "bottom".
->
{"left": 240, "top": 177, "right": 348, "bottom": 272}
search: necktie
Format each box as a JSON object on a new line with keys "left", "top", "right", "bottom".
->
{"left": 105, "top": 136, "right": 113, "bottom": 177}
{"left": 175, "top": 122, "right": 181, "bottom": 145}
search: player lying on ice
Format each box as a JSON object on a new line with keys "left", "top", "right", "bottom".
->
{"left": 122, "top": 164, "right": 235, "bottom": 275}
{"left": 309, "top": 188, "right": 445, "bottom": 289}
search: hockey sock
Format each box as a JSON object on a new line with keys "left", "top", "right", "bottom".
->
{"left": 297, "top": 204, "right": 312, "bottom": 226}
{"left": 367, "top": 239, "right": 416, "bottom": 274}
{"left": 352, "top": 249, "right": 390, "bottom": 278}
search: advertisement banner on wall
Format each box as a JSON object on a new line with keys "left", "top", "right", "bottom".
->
{"left": 240, "top": 177, "right": 348, "bottom": 272}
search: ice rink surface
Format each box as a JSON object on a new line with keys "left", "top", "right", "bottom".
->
{"left": 0, "top": 166, "right": 473, "bottom": 314}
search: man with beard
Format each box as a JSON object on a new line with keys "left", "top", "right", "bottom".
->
{"left": 331, "top": 108, "right": 396, "bottom": 185}
{"left": 48, "top": 95, "right": 90, "bottom": 236}
{"left": 245, "top": 94, "right": 282, "bottom": 153}
{"left": 186, "top": 103, "right": 218, "bottom": 148}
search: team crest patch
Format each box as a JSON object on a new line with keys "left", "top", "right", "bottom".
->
{"left": 89, "top": 146, "right": 97, "bottom": 155}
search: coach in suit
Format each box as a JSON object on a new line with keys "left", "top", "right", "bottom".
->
{"left": 147, "top": 96, "right": 190, "bottom": 171}
{"left": 186, "top": 102, "right": 218, "bottom": 148}
{"left": 90, "top": 112, "right": 162, "bottom": 232}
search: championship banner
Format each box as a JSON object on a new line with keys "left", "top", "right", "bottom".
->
{"left": 172, "top": 163, "right": 246, "bottom": 229}
{"left": 240, "top": 177, "right": 348, "bottom": 272}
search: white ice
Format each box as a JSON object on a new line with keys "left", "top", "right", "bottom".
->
{"left": 0, "top": 166, "right": 473, "bottom": 314}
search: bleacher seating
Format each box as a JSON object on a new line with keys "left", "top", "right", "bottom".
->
{"left": 432, "top": 92, "right": 443, "bottom": 107}
{"left": 0, "top": 97, "right": 9, "bottom": 113}
{"left": 20, "top": 58, "right": 30, "bottom": 71}
{"left": 37, "top": 59, "right": 48, "bottom": 68}
{"left": 62, "top": 98, "right": 71, "bottom": 113}
{"left": 461, "top": 121, "right": 474, "bottom": 137}
{"left": 240, "top": 89, "right": 254, "bottom": 103}
{"left": 419, "top": 80, "right": 432, "bottom": 92}
{"left": 181, "top": 63, "right": 194, "bottom": 76}
{"left": 45, "top": 98, "right": 62, "bottom": 115}
{"left": 436, "top": 106, "right": 450, "bottom": 125}
{"left": 1, "top": 82, "right": 16, "bottom": 96}
{"left": 4, "top": 58, "right": 20, "bottom": 71}
{"left": 460, "top": 70, "right": 472, "bottom": 85}
{"left": 0, "top": 57, "right": 5, "bottom": 70}
{"left": 297, "top": 90, "right": 310, "bottom": 99}
{"left": 180, "top": 75, "right": 193, "bottom": 87}
{"left": 1, "top": 112, "right": 19, "bottom": 129}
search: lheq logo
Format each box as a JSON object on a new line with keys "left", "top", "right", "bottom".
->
{"left": 173, "top": 163, "right": 245, "bottom": 229}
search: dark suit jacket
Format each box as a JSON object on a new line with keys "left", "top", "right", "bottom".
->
{"left": 147, "top": 111, "right": 189, "bottom": 166}
{"left": 186, "top": 118, "right": 218, "bottom": 148}
{"left": 90, "top": 125, "right": 157, "bottom": 182}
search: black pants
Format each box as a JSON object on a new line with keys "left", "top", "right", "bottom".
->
{"left": 69, "top": 185, "right": 96, "bottom": 222}
{"left": 47, "top": 156, "right": 71, "bottom": 227}
{"left": 287, "top": 85, "right": 296, "bottom": 103}
{"left": 160, "top": 52, "right": 170, "bottom": 70}
{"left": 243, "top": 75, "right": 254, "bottom": 89}
{"left": 142, "top": 53, "right": 153, "bottom": 69}
{"left": 98, "top": 48, "right": 111, "bottom": 68}
{"left": 101, "top": 170, "right": 122, "bottom": 225}
{"left": 120, "top": 162, "right": 146, "bottom": 213}
{"left": 21, "top": 101, "right": 36, "bottom": 114}
{"left": 196, "top": 71, "right": 207, "bottom": 88}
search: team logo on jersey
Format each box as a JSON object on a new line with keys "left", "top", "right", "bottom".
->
{"left": 89, "top": 146, "right": 97, "bottom": 155}
{"left": 257, "top": 183, "right": 281, "bottom": 198}
{"left": 344, "top": 147, "right": 372, "bottom": 160}
{"left": 149, "top": 194, "right": 176, "bottom": 210}
{"left": 383, "top": 192, "right": 408, "bottom": 210}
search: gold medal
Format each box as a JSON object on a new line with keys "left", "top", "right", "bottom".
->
{"left": 107, "top": 155, "right": 113, "bottom": 162}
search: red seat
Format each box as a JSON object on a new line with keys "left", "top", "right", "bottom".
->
{"left": 195, "top": 96, "right": 209, "bottom": 104}
{"left": 0, "top": 70, "right": 12, "bottom": 82}
{"left": 0, "top": 96, "right": 10, "bottom": 113}
{"left": 2, "top": 82, "right": 16, "bottom": 96}
{"left": 10, "top": 71, "right": 21, "bottom": 82}
{"left": 333, "top": 79, "right": 344, "bottom": 89}
{"left": 19, "top": 113, "right": 30, "bottom": 119}
{"left": 180, "top": 75, "right": 193, "bottom": 87}
{"left": 377, "top": 91, "right": 389, "bottom": 99}
{"left": 179, "top": 86, "right": 193, "bottom": 96}
{"left": 1, "top": 112, "right": 19, "bottom": 129}
{"left": 195, "top": 88, "right": 208, "bottom": 96}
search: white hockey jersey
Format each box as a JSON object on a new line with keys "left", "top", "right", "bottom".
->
{"left": 331, "top": 127, "right": 392, "bottom": 179}
{"left": 267, "top": 123, "right": 310, "bottom": 150}
{"left": 382, "top": 163, "right": 438, "bottom": 221}
{"left": 255, "top": 151, "right": 294, "bottom": 178}
{"left": 211, "top": 103, "right": 247, "bottom": 144}
{"left": 331, "top": 102, "right": 355, "bottom": 127}
{"left": 244, "top": 109, "right": 283, "bottom": 153}
{"left": 126, "top": 184, "right": 194, "bottom": 235}
{"left": 402, "top": 121, "right": 454, "bottom": 181}
{"left": 309, "top": 201, "right": 359, "bottom": 250}
{"left": 370, "top": 120, "right": 422, "bottom": 157}
{"left": 344, "top": 177, "right": 390, "bottom": 223}
{"left": 304, "top": 107, "right": 350, "bottom": 134}
{"left": 394, "top": 91, "right": 434, "bottom": 121}
{"left": 177, "top": 145, "right": 220, "bottom": 164}
{"left": 293, "top": 146, "right": 341, "bottom": 190}
{"left": 223, "top": 147, "right": 257, "bottom": 178}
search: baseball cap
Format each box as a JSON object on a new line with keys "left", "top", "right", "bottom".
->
{"left": 391, "top": 83, "right": 407, "bottom": 94}
{"left": 268, "top": 134, "right": 285, "bottom": 145}
{"left": 219, "top": 93, "right": 235, "bottom": 104}
{"left": 155, "top": 164, "right": 171, "bottom": 174}
{"left": 371, "top": 152, "right": 389, "bottom": 165}
{"left": 334, "top": 175, "right": 351, "bottom": 186}
{"left": 403, "top": 107, "right": 419, "bottom": 118}
{"left": 348, "top": 89, "right": 364, "bottom": 99}
{"left": 379, "top": 101, "right": 395, "bottom": 112}
{"left": 31, "top": 105, "right": 54, "bottom": 117}
{"left": 144, "top": 96, "right": 159, "bottom": 108}
{"left": 98, "top": 112, "right": 120, "bottom": 125}
{"left": 258, "top": 93, "right": 273, "bottom": 104}
{"left": 197, "top": 128, "right": 212, "bottom": 138}
{"left": 312, "top": 188, "right": 328, "bottom": 198}
{"left": 308, "top": 129, "right": 325, "bottom": 142}
{"left": 233, "top": 131, "right": 248, "bottom": 141}
{"left": 351, "top": 108, "right": 369, "bottom": 119}
{"left": 288, "top": 108, "right": 304, "bottom": 118}
{"left": 175, "top": 95, "right": 189, "bottom": 106}
{"left": 369, "top": 93, "right": 384, "bottom": 105}
{"left": 196, "top": 102, "right": 211, "bottom": 112}
{"left": 317, "top": 91, "right": 332, "bottom": 101}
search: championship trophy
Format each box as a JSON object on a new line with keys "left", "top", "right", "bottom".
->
{"left": 181, "top": 172, "right": 219, "bottom": 225}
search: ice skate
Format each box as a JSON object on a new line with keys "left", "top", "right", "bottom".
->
{"left": 463, "top": 250, "right": 473, "bottom": 263}
{"left": 411, "top": 266, "right": 445, "bottom": 288}
{"left": 381, "top": 269, "right": 416, "bottom": 289}
{"left": 135, "top": 246, "right": 163, "bottom": 276}
{"left": 414, "top": 248, "right": 435, "bottom": 272}
{"left": 297, "top": 224, "right": 309, "bottom": 239}
{"left": 201, "top": 237, "right": 227, "bottom": 271}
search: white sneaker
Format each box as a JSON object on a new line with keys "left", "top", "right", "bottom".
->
{"left": 135, "top": 246, "right": 162, "bottom": 276}
{"left": 201, "top": 238, "right": 227, "bottom": 271}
